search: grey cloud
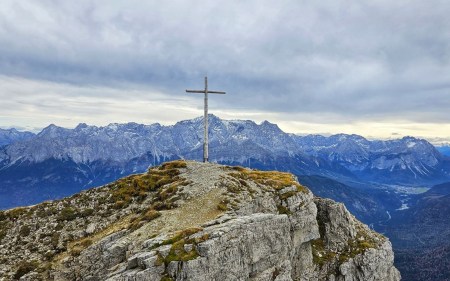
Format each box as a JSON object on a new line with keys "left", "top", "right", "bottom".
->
{"left": 0, "top": 0, "right": 449, "bottom": 124}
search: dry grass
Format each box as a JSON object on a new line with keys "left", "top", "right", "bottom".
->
{"left": 53, "top": 213, "right": 135, "bottom": 264}
{"left": 312, "top": 223, "right": 383, "bottom": 270}
{"left": 109, "top": 160, "right": 188, "bottom": 209}
{"left": 129, "top": 209, "right": 162, "bottom": 231}
{"left": 228, "top": 166, "right": 307, "bottom": 193}
{"left": 131, "top": 188, "right": 225, "bottom": 243}
{"left": 151, "top": 227, "right": 210, "bottom": 266}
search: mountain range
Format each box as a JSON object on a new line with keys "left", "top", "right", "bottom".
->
{"left": 1, "top": 115, "right": 449, "bottom": 210}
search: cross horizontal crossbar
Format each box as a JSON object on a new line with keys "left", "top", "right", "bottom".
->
{"left": 186, "top": 90, "right": 226, "bottom": 94}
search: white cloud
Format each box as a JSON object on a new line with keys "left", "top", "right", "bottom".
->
{"left": 0, "top": 76, "right": 199, "bottom": 130}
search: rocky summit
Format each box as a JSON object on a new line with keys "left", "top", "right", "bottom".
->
{"left": 0, "top": 160, "right": 400, "bottom": 281}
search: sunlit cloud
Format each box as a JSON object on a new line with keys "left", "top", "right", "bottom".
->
{"left": 0, "top": 1, "right": 449, "bottom": 142}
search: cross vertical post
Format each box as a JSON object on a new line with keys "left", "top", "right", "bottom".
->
{"left": 204, "top": 77, "right": 208, "bottom": 163}
{"left": 186, "top": 77, "right": 226, "bottom": 162}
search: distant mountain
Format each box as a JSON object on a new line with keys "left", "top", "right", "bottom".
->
{"left": 0, "top": 115, "right": 448, "bottom": 209}
{"left": 0, "top": 128, "right": 34, "bottom": 147}
{"left": 436, "top": 145, "right": 450, "bottom": 157}
{"left": 293, "top": 134, "right": 447, "bottom": 184}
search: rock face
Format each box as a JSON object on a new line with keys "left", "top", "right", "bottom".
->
{"left": 0, "top": 128, "right": 34, "bottom": 147}
{"left": 0, "top": 161, "right": 400, "bottom": 280}
{"left": 313, "top": 199, "right": 400, "bottom": 281}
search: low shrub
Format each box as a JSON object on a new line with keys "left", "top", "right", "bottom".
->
{"left": 129, "top": 209, "right": 161, "bottom": 231}
{"left": 57, "top": 207, "right": 78, "bottom": 222}
{"left": 277, "top": 205, "right": 292, "bottom": 215}
{"left": 19, "top": 225, "right": 31, "bottom": 237}
{"left": 6, "top": 207, "right": 28, "bottom": 220}
{"left": 13, "top": 260, "right": 39, "bottom": 279}
{"left": 80, "top": 208, "right": 94, "bottom": 218}
{"left": 0, "top": 228, "right": 7, "bottom": 242}
{"left": 142, "top": 209, "right": 161, "bottom": 221}
{"left": 0, "top": 211, "right": 6, "bottom": 221}
{"left": 51, "top": 233, "right": 60, "bottom": 248}
{"left": 217, "top": 199, "right": 229, "bottom": 211}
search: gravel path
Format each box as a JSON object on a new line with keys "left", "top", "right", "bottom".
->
{"left": 180, "top": 161, "right": 228, "bottom": 199}
{"left": 130, "top": 161, "right": 228, "bottom": 244}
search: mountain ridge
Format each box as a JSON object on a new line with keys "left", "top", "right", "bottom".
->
{"left": 1, "top": 115, "right": 445, "bottom": 175}
{"left": 0, "top": 128, "right": 35, "bottom": 147}
{"left": 1, "top": 115, "right": 448, "bottom": 209}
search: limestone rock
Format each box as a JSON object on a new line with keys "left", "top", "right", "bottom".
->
{"left": 0, "top": 161, "right": 400, "bottom": 281}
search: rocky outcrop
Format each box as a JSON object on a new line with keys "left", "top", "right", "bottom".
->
{"left": 0, "top": 161, "right": 400, "bottom": 280}
{"left": 313, "top": 199, "right": 400, "bottom": 281}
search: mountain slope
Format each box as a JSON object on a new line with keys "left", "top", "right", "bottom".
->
{"left": 297, "top": 175, "right": 401, "bottom": 224}
{"left": 294, "top": 134, "right": 446, "bottom": 184}
{"left": 384, "top": 181, "right": 450, "bottom": 281}
{"left": 0, "top": 128, "right": 34, "bottom": 147}
{"left": 0, "top": 161, "right": 400, "bottom": 281}
{"left": 436, "top": 145, "right": 450, "bottom": 157}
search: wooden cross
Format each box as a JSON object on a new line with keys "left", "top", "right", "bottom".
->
{"left": 186, "top": 76, "right": 226, "bottom": 163}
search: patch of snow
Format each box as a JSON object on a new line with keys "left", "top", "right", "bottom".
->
{"left": 396, "top": 204, "right": 409, "bottom": 211}
{"left": 407, "top": 142, "right": 416, "bottom": 148}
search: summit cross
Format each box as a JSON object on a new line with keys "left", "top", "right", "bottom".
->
{"left": 186, "top": 77, "right": 226, "bottom": 163}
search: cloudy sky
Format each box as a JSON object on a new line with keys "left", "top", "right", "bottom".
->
{"left": 0, "top": 1, "right": 449, "bottom": 143}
